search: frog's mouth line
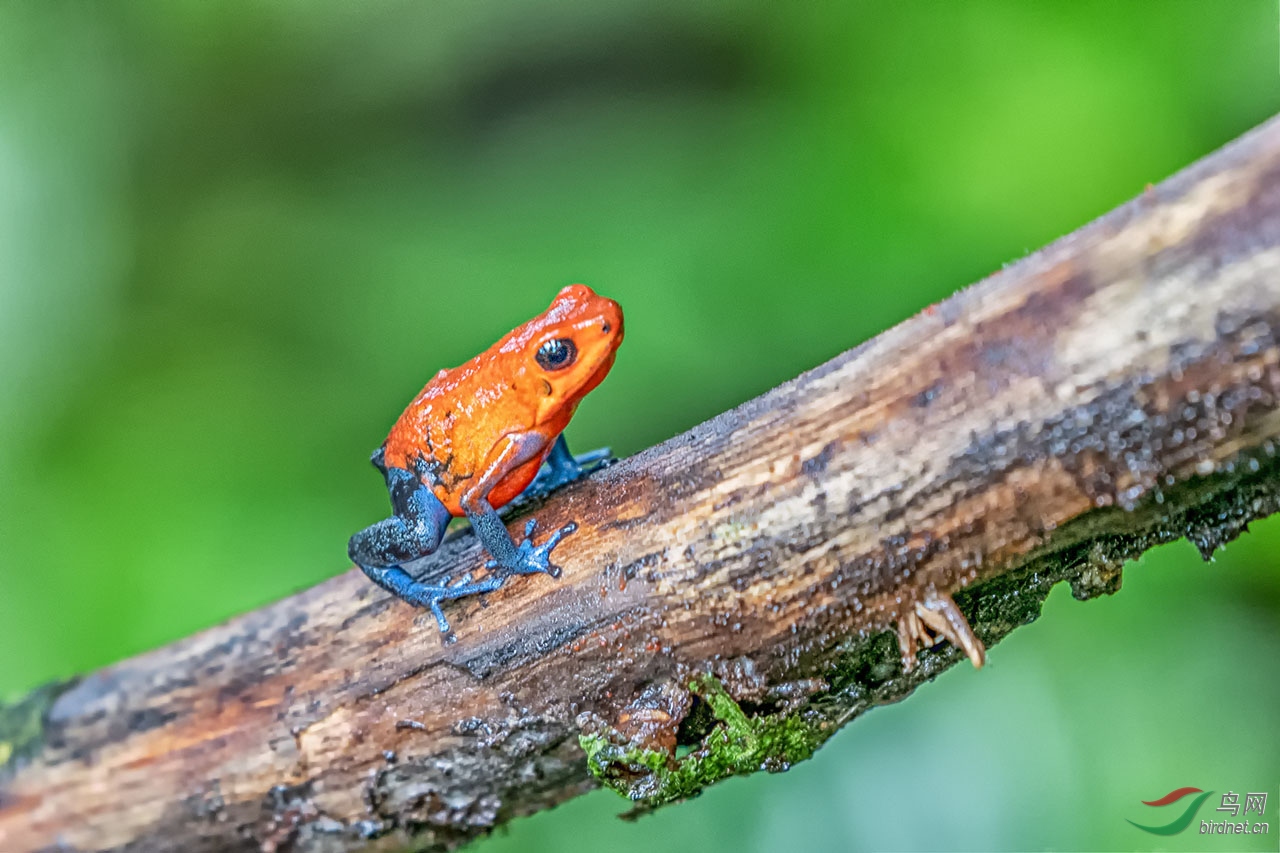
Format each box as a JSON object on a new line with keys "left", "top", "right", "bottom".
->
{"left": 572, "top": 335, "right": 620, "bottom": 392}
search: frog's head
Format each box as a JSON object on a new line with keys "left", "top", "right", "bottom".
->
{"left": 506, "top": 284, "right": 624, "bottom": 425}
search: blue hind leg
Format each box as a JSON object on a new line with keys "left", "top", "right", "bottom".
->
{"left": 350, "top": 466, "right": 506, "bottom": 633}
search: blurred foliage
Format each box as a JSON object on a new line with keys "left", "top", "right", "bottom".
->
{"left": 0, "top": 1, "right": 1277, "bottom": 850}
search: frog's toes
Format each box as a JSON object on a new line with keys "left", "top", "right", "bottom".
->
{"left": 426, "top": 597, "right": 451, "bottom": 634}
{"left": 895, "top": 587, "right": 985, "bottom": 673}
{"left": 537, "top": 519, "right": 578, "bottom": 549}
{"left": 537, "top": 520, "right": 578, "bottom": 578}
{"left": 572, "top": 446, "right": 613, "bottom": 473}
{"left": 490, "top": 517, "right": 578, "bottom": 577}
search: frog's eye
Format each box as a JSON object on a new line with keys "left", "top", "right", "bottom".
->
{"left": 536, "top": 337, "right": 577, "bottom": 371}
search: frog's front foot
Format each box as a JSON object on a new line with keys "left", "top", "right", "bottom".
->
{"left": 486, "top": 518, "right": 578, "bottom": 578}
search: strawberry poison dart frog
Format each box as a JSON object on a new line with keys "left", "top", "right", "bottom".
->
{"left": 349, "top": 284, "right": 624, "bottom": 633}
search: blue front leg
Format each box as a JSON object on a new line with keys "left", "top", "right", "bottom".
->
{"left": 469, "top": 509, "right": 577, "bottom": 579}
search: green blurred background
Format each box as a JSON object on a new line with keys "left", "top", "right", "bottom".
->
{"left": 1, "top": 2, "right": 1277, "bottom": 850}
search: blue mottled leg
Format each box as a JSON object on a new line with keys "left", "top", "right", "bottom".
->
{"left": 349, "top": 467, "right": 508, "bottom": 633}
{"left": 521, "top": 434, "right": 612, "bottom": 500}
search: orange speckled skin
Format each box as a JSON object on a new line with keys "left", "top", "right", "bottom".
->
{"left": 382, "top": 284, "right": 623, "bottom": 516}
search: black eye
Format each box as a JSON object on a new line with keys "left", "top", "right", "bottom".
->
{"left": 536, "top": 338, "right": 577, "bottom": 371}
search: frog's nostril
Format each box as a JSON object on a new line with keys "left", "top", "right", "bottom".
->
{"left": 601, "top": 322, "right": 611, "bottom": 334}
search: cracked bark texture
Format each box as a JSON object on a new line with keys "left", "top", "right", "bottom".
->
{"left": 5, "top": 113, "right": 1280, "bottom": 852}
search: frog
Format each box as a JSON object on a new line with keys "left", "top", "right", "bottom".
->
{"left": 349, "top": 284, "right": 624, "bottom": 634}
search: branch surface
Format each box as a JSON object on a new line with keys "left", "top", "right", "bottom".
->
{"left": 6, "top": 115, "right": 1280, "bottom": 853}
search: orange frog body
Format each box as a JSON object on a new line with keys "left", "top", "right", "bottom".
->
{"left": 349, "top": 284, "right": 624, "bottom": 634}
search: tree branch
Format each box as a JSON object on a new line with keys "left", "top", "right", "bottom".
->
{"left": 6, "top": 114, "right": 1280, "bottom": 853}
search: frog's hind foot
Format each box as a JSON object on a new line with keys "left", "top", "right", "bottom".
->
{"left": 355, "top": 562, "right": 504, "bottom": 634}
{"left": 895, "top": 586, "right": 986, "bottom": 673}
